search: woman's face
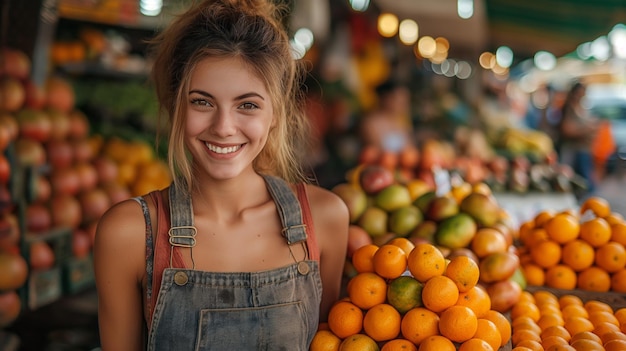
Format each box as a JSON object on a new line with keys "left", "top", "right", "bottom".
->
{"left": 184, "top": 57, "right": 274, "bottom": 180}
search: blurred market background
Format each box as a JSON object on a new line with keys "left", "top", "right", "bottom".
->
{"left": 0, "top": 0, "right": 625, "bottom": 350}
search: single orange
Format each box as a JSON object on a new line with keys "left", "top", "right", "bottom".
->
{"left": 387, "top": 237, "right": 415, "bottom": 258}
{"left": 380, "top": 338, "right": 417, "bottom": 351}
{"left": 456, "top": 285, "right": 491, "bottom": 319}
{"left": 604, "top": 339, "right": 626, "bottom": 351}
{"left": 511, "top": 300, "right": 541, "bottom": 322}
{"left": 615, "top": 307, "right": 626, "bottom": 324}
{"left": 569, "top": 338, "right": 604, "bottom": 350}
{"left": 518, "top": 220, "right": 536, "bottom": 246}
{"left": 545, "top": 213, "right": 580, "bottom": 244}
{"left": 588, "top": 310, "right": 620, "bottom": 327}
{"left": 439, "top": 305, "right": 478, "bottom": 343}
{"left": 352, "top": 244, "right": 379, "bottom": 273}
{"left": 373, "top": 244, "right": 408, "bottom": 279}
{"left": 545, "top": 264, "right": 577, "bottom": 290}
{"left": 580, "top": 196, "right": 611, "bottom": 218}
{"left": 445, "top": 255, "right": 480, "bottom": 292}
{"left": 310, "top": 330, "right": 342, "bottom": 351}
{"left": 531, "top": 239, "right": 562, "bottom": 268}
{"left": 518, "top": 290, "right": 536, "bottom": 304}
{"left": 470, "top": 227, "right": 508, "bottom": 258}
{"left": 606, "top": 212, "right": 625, "bottom": 225}
{"left": 421, "top": 275, "right": 459, "bottom": 313}
{"left": 537, "top": 313, "right": 565, "bottom": 331}
{"left": 595, "top": 241, "right": 626, "bottom": 273}
{"left": 540, "top": 335, "right": 569, "bottom": 350}
{"left": 613, "top": 269, "right": 626, "bottom": 292}
{"left": 577, "top": 266, "right": 611, "bottom": 292}
{"left": 541, "top": 325, "right": 571, "bottom": 342}
{"left": 363, "top": 303, "right": 401, "bottom": 342}
{"left": 564, "top": 316, "right": 595, "bottom": 336}
{"left": 584, "top": 300, "right": 614, "bottom": 314}
{"left": 338, "top": 333, "right": 379, "bottom": 351}
{"left": 524, "top": 228, "right": 550, "bottom": 247}
{"left": 483, "top": 309, "right": 511, "bottom": 347}
{"left": 472, "top": 318, "right": 501, "bottom": 351}
{"left": 534, "top": 209, "right": 557, "bottom": 228}
{"left": 561, "top": 304, "right": 589, "bottom": 321}
{"left": 533, "top": 290, "right": 559, "bottom": 306}
{"left": 458, "top": 337, "right": 494, "bottom": 351}
{"left": 569, "top": 330, "right": 602, "bottom": 344}
{"left": 347, "top": 272, "right": 388, "bottom": 310}
{"left": 579, "top": 217, "right": 612, "bottom": 248}
{"left": 513, "top": 340, "right": 542, "bottom": 351}
{"left": 407, "top": 243, "right": 446, "bottom": 283}
{"left": 559, "top": 294, "right": 584, "bottom": 308}
{"left": 610, "top": 222, "right": 626, "bottom": 246}
{"left": 514, "top": 318, "right": 543, "bottom": 335}
{"left": 416, "top": 334, "right": 455, "bottom": 351}
{"left": 561, "top": 239, "right": 595, "bottom": 271}
{"left": 593, "top": 322, "right": 621, "bottom": 341}
{"left": 522, "top": 263, "right": 546, "bottom": 286}
{"left": 400, "top": 307, "right": 439, "bottom": 345}
{"left": 599, "top": 329, "right": 626, "bottom": 345}
{"left": 544, "top": 345, "right": 575, "bottom": 351}
{"left": 327, "top": 300, "right": 364, "bottom": 339}
{"left": 387, "top": 275, "right": 424, "bottom": 314}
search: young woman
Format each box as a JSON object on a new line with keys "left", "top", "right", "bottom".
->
{"left": 93, "top": 1, "right": 349, "bottom": 350}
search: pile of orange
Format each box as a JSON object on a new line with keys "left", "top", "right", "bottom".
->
{"left": 311, "top": 240, "right": 512, "bottom": 351}
{"left": 508, "top": 289, "right": 626, "bottom": 351}
{"left": 518, "top": 196, "right": 626, "bottom": 293}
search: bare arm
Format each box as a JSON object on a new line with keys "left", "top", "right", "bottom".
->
{"left": 306, "top": 185, "right": 349, "bottom": 323}
{"left": 94, "top": 199, "right": 148, "bottom": 351}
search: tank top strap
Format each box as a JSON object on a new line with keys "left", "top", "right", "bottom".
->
{"left": 295, "top": 183, "right": 320, "bottom": 261}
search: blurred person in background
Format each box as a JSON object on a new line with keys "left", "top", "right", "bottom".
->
{"left": 559, "top": 81, "right": 600, "bottom": 193}
{"left": 93, "top": 1, "right": 349, "bottom": 350}
{"left": 359, "top": 79, "right": 414, "bottom": 152}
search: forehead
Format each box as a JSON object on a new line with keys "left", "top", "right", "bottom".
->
{"left": 189, "top": 57, "right": 267, "bottom": 93}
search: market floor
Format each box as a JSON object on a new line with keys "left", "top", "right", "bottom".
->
{"left": 3, "top": 161, "right": 626, "bottom": 351}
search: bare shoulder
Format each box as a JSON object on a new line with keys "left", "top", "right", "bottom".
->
{"left": 93, "top": 197, "right": 149, "bottom": 273}
{"left": 303, "top": 184, "right": 348, "bottom": 221}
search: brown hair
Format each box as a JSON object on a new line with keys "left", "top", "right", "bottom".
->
{"left": 149, "top": 0, "right": 311, "bottom": 193}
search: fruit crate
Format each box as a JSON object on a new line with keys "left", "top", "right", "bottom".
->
{"left": 22, "top": 227, "right": 73, "bottom": 267}
{"left": 25, "top": 266, "right": 62, "bottom": 310}
{"left": 525, "top": 285, "right": 626, "bottom": 309}
{"left": 62, "top": 254, "right": 95, "bottom": 294}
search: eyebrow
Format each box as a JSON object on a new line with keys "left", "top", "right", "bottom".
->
{"left": 188, "top": 90, "right": 265, "bottom": 101}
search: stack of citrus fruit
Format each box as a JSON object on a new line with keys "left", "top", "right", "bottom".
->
{"left": 311, "top": 240, "right": 512, "bottom": 351}
{"left": 518, "top": 196, "right": 626, "bottom": 293}
{"left": 507, "top": 289, "right": 626, "bottom": 351}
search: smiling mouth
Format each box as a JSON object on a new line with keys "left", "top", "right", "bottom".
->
{"left": 205, "top": 142, "right": 243, "bottom": 154}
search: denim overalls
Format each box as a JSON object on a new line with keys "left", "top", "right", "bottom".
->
{"left": 136, "top": 175, "right": 322, "bottom": 350}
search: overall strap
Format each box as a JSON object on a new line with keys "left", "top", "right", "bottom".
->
{"left": 168, "top": 181, "right": 197, "bottom": 248}
{"left": 262, "top": 174, "right": 307, "bottom": 245}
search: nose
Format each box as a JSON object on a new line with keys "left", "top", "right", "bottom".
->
{"left": 210, "top": 108, "right": 236, "bottom": 137}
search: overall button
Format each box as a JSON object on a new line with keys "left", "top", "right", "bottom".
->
{"left": 174, "top": 271, "right": 188, "bottom": 285}
{"left": 297, "top": 261, "right": 310, "bottom": 275}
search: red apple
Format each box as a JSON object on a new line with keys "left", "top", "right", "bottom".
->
{"left": 49, "top": 167, "right": 81, "bottom": 196}
{"left": 0, "top": 213, "right": 20, "bottom": 252}
{"left": 79, "top": 187, "right": 111, "bottom": 223}
{"left": 25, "top": 203, "right": 51, "bottom": 233}
{"left": 15, "top": 108, "right": 52, "bottom": 142}
{"left": 45, "top": 76, "right": 75, "bottom": 113}
{"left": 0, "top": 113, "right": 18, "bottom": 141}
{"left": 14, "top": 138, "right": 46, "bottom": 167}
{"left": 359, "top": 164, "right": 395, "bottom": 195}
{"left": 67, "top": 110, "right": 89, "bottom": 139}
{"left": 71, "top": 229, "right": 91, "bottom": 258}
{"left": 46, "top": 108, "right": 71, "bottom": 140}
{"left": 0, "top": 47, "right": 31, "bottom": 79}
{"left": 0, "top": 77, "right": 25, "bottom": 112}
{"left": 46, "top": 139, "right": 74, "bottom": 169}
{"left": 49, "top": 194, "right": 82, "bottom": 230}
{"left": 23, "top": 79, "right": 46, "bottom": 110}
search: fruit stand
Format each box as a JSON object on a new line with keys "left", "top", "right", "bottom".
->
{"left": 313, "top": 156, "right": 626, "bottom": 350}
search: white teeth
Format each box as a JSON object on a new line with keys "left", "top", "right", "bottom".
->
{"left": 205, "top": 142, "right": 241, "bottom": 154}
